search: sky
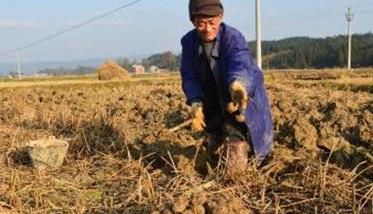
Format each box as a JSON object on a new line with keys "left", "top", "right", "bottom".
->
{"left": 0, "top": 0, "right": 372, "bottom": 63}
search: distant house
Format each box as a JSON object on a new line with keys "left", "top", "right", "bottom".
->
{"left": 149, "top": 65, "right": 160, "bottom": 73}
{"left": 131, "top": 64, "right": 145, "bottom": 74}
{"left": 32, "top": 73, "right": 49, "bottom": 77}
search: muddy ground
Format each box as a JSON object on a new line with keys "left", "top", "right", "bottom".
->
{"left": 0, "top": 70, "right": 372, "bottom": 213}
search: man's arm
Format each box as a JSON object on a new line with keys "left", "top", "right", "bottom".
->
{"left": 225, "top": 32, "right": 262, "bottom": 98}
{"left": 180, "top": 36, "right": 203, "bottom": 105}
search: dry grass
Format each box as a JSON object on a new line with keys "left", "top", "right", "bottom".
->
{"left": 0, "top": 75, "right": 179, "bottom": 89}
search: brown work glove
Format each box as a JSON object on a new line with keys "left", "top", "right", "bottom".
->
{"left": 227, "top": 81, "right": 249, "bottom": 123}
{"left": 191, "top": 102, "right": 206, "bottom": 131}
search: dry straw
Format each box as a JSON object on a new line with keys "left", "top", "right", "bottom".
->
{"left": 96, "top": 60, "right": 129, "bottom": 81}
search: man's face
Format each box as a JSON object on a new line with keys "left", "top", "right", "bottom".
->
{"left": 193, "top": 14, "right": 223, "bottom": 43}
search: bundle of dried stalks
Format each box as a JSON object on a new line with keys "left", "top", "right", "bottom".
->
{"left": 96, "top": 60, "right": 129, "bottom": 80}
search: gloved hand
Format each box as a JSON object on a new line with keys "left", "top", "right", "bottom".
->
{"left": 227, "top": 81, "right": 249, "bottom": 123}
{"left": 191, "top": 102, "right": 206, "bottom": 131}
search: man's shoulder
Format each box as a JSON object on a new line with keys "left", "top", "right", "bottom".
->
{"left": 221, "top": 23, "right": 246, "bottom": 41}
{"left": 181, "top": 29, "right": 198, "bottom": 44}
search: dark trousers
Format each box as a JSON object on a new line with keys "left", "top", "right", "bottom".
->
{"left": 198, "top": 51, "right": 248, "bottom": 142}
{"left": 203, "top": 103, "right": 248, "bottom": 142}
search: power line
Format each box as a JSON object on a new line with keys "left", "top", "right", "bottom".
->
{"left": 0, "top": 25, "right": 186, "bottom": 57}
{"left": 18, "top": 34, "right": 180, "bottom": 58}
{"left": 255, "top": 2, "right": 373, "bottom": 27}
{"left": 1, "top": 1, "right": 370, "bottom": 63}
{"left": 0, "top": 0, "right": 145, "bottom": 58}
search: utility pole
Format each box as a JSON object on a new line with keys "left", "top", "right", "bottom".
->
{"left": 256, "top": 0, "right": 262, "bottom": 69}
{"left": 346, "top": 7, "right": 353, "bottom": 70}
{"left": 16, "top": 52, "right": 21, "bottom": 80}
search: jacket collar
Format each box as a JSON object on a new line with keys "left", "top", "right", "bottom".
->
{"left": 197, "top": 22, "right": 224, "bottom": 58}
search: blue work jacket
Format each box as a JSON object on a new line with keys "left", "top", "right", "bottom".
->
{"left": 180, "top": 23, "right": 273, "bottom": 161}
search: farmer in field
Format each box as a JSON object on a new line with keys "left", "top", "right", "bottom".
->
{"left": 180, "top": 0, "right": 273, "bottom": 172}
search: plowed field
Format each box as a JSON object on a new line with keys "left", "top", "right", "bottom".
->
{"left": 0, "top": 69, "right": 372, "bottom": 213}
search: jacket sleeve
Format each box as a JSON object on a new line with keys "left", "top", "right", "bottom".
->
{"left": 180, "top": 36, "right": 203, "bottom": 105}
{"left": 225, "top": 32, "right": 262, "bottom": 98}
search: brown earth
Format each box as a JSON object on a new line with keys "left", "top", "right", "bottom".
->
{"left": 0, "top": 70, "right": 372, "bottom": 213}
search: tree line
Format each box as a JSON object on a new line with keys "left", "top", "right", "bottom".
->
{"left": 136, "top": 33, "right": 373, "bottom": 71}
{"left": 249, "top": 33, "right": 373, "bottom": 69}
{"left": 33, "top": 33, "right": 373, "bottom": 76}
{"left": 37, "top": 66, "right": 95, "bottom": 76}
{"left": 119, "top": 51, "right": 180, "bottom": 72}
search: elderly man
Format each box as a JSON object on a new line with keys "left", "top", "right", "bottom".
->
{"left": 180, "top": 0, "right": 273, "bottom": 171}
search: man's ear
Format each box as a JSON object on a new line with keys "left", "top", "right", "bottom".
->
{"left": 219, "top": 13, "right": 224, "bottom": 20}
{"left": 191, "top": 17, "right": 197, "bottom": 27}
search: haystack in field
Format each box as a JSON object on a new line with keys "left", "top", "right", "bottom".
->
{"left": 96, "top": 60, "right": 129, "bottom": 80}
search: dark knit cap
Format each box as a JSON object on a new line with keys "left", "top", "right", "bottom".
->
{"left": 189, "top": 0, "right": 224, "bottom": 21}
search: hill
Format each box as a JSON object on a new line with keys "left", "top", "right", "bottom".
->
{"left": 0, "top": 58, "right": 104, "bottom": 76}
{"left": 249, "top": 33, "right": 373, "bottom": 69}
